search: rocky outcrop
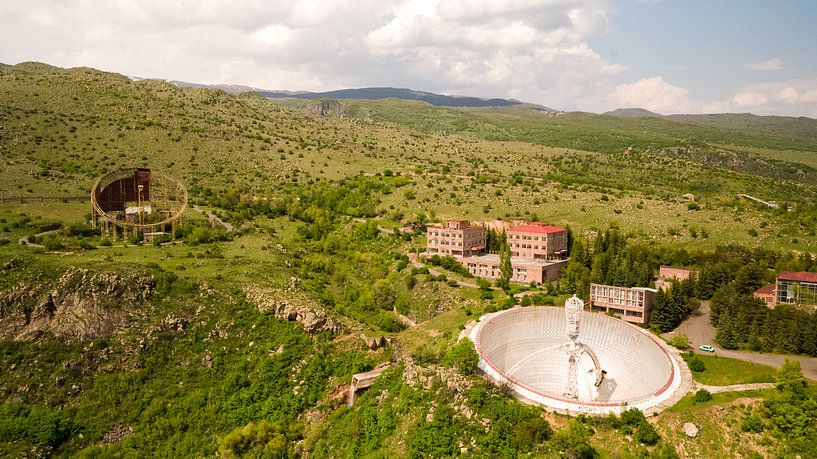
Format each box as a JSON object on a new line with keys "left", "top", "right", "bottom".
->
{"left": 683, "top": 422, "right": 699, "bottom": 438}
{"left": 242, "top": 285, "right": 340, "bottom": 334}
{"left": 363, "top": 334, "right": 387, "bottom": 350}
{"left": 0, "top": 267, "right": 154, "bottom": 341}
{"left": 402, "top": 357, "right": 476, "bottom": 420}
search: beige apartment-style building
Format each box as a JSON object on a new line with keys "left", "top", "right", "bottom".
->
{"left": 426, "top": 220, "right": 487, "bottom": 257}
{"left": 589, "top": 283, "right": 657, "bottom": 326}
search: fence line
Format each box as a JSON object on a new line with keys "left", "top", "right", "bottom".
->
{"left": 0, "top": 196, "right": 89, "bottom": 203}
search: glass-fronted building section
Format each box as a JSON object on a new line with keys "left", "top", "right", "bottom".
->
{"left": 776, "top": 272, "right": 817, "bottom": 306}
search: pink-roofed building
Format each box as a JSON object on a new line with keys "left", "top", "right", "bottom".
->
{"left": 424, "top": 219, "right": 569, "bottom": 285}
{"left": 507, "top": 222, "right": 568, "bottom": 261}
{"left": 753, "top": 283, "right": 776, "bottom": 307}
{"left": 658, "top": 266, "right": 699, "bottom": 281}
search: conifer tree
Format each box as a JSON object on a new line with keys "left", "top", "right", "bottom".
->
{"left": 498, "top": 233, "right": 512, "bottom": 291}
{"left": 717, "top": 312, "right": 738, "bottom": 349}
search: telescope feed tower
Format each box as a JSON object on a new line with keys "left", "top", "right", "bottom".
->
{"left": 562, "top": 296, "right": 605, "bottom": 400}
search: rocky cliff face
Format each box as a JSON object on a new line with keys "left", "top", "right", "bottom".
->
{"left": 243, "top": 283, "right": 341, "bottom": 334}
{"left": 0, "top": 267, "right": 154, "bottom": 341}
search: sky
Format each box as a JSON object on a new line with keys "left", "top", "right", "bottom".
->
{"left": 1, "top": 0, "right": 816, "bottom": 116}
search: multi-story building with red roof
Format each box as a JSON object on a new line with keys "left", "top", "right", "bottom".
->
{"left": 507, "top": 222, "right": 568, "bottom": 261}
{"left": 425, "top": 219, "right": 568, "bottom": 284}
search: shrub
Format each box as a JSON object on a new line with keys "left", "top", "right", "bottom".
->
{"left": 549, "top": 420, "right": 596, "bottom": 459}
{"left": 681, "top": 351, "right": 705, "bottom": 372}
{"left": 693, "top": 389, "right": 712, "bottom": 403}
{"left": 218, "top": 420, "right": 289, "bottom": 458}
{"left": 620, "top": 408, "right": 647, "bottom": 427}
{"left": 378, "top": 315, "right": 406, "bottom": 333}
{"left": 741, "top": 414, "right": 764, "bottom": 433}
{"left": 426, "top": 255, "right": 473, "bottom": 278}
{"left": 442, "top": 339, "right": 479, "bottom": 375}
{"left": 652, "top": 443, "right": 680, "bottom": 459}
{"left": 41, "top": 235, "right": 65, "bottom": 251}
{"left": 619, "top": 408, "right": 660, "bottom": 445}
{"left": 667, "top": 334, "right": 690, "bottom": 350}
{"left": 511, "top": 417, "right": 552, "bottom": 450}
{"left": 634, "top": 421, "right": 660, "bottom": 445}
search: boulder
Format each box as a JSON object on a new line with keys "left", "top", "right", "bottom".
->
{"left": 683, "top": 422, "right": 699, "bottom": 438}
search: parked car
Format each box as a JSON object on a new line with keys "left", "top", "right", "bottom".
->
{"left": 698, "top": 345, "right": 715, "bottom": 353}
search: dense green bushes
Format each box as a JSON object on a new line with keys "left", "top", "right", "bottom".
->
{"left": 217, "top": 420, "right": 293, "bottom": 458}
{"left": 694, "top": 389, "right": 712, "bottom": 403}
{"left": 682, "top": 351, "right": 706, "bottom": 372}
{"left": 761, "top": 361, "right": 817, "bottom": 454}
{"left": 0, "top": 403, "right": 74, "bottom": 448}
{"left": 426, "top": 254, "right": 473, "bottom": 278}
{"left": 441, "top": 339, "right": 478, "bottom": 375}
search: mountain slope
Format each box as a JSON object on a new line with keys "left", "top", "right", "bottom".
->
{"left": 666, "top": 113, "right": 817, "bottom": 143}
{"left": 603, "top": 108, "right": 663, "bottom": 118}
{"left": 258, "top": 86, "right": 556, "bottom": 109}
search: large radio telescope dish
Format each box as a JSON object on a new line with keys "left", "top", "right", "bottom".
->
{"left": 469, "top": 301, "right": 684, "bottom": 415}
{"left": 91, "top": 168, "right": 188, "bottom": 240}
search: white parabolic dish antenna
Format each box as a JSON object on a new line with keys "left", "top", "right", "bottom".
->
{"left": 469, "top": 299, "right": 683, "bottom": 414}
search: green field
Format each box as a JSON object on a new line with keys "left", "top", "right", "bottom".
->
{"left": 692, "top": 354, "right": 778, "bottom": 385}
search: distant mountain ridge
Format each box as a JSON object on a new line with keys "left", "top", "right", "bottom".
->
{"left": 167, "top": 78, "right": 556, "bottom": 109}
{"left": 603, "top": 108, "right": 662, "bottom": 118}
{"left": 257, "top": 87, "right": 558, "bottom": 110}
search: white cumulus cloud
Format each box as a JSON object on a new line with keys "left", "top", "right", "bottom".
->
{"left": 0, "top": 0, "right": 814, "bottom": 117}
{"left": 0, "top": 0, "right": 618, "bottom": 110}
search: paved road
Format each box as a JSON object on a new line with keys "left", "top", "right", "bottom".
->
{"left": 662, "top": 300, "right": 817, "bottom": 381}
{"left": 192, "top": 205, "right": 234, "bottom": 232}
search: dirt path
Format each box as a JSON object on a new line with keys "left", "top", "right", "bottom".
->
{"left": 17, "top": 229, "right": 59, "bottom": 248}
{"left": 694, "top": 382, "right": 777, "bottom": 394}
{"left": 663, "top": 300, "right": 817, "bottom": 381}
{"left": 192, "top": 205, "right": 233, "bottom": 232}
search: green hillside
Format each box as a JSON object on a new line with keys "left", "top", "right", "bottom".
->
{"left": 309, "top": 98, "right": 817, "bottom": 153}
{"left": 1, "top": 63, "right": 817, "bottom": 457}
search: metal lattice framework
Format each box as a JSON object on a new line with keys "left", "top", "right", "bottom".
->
{"left": 91, "top": 168, "right": 188, "bottom": 240}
